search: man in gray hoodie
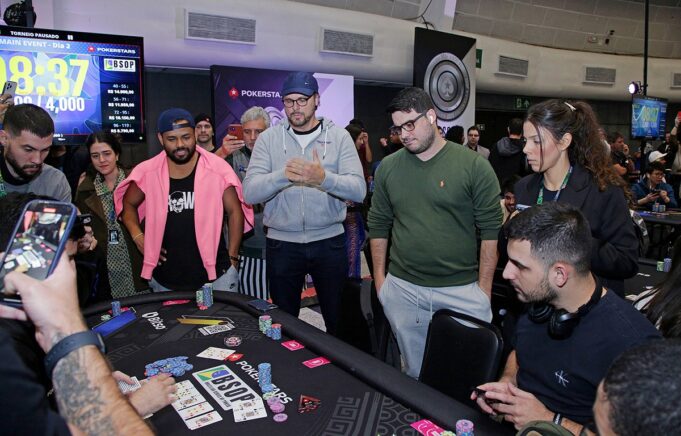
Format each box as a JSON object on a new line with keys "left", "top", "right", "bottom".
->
{"left": 242, "top": 72, "right": 366, "bottom": 335}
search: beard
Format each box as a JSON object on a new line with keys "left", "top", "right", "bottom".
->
{"left": 164, "top": 144, "right": 196, "bottom": 164}
{"left": 404, "top": 128, "right": 436, "bottom": 155}
{"left": 287, "top": 110, "right": 313, "bottom": 128}
{"left": 5, "top": 151, "right": 42, "bottom": 181}
{"left": 519, "top": 275, "right": 558, "bottom": 305}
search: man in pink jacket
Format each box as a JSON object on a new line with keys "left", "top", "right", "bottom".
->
{"left": 116, "top": 108, "right": 253, "bottom": 292}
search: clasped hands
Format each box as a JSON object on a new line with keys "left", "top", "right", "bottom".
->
{"left": 471, "top": 381, "right": 552, "bottom": 430}
{"left": 285, "top": 148, "right": 325, "bottom": 185}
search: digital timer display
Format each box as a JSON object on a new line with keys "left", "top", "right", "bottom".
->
{"left": 0, "top": 25, "right": 145, "bottom": 145}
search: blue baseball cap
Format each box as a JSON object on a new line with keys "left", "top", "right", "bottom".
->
{"left": 281, "top": 72, "right": 318, "bottom": 97}
{"left": 157, "top": 108, "right": 195, "bottom": 133}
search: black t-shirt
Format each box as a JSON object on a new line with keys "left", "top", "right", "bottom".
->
{"left": 514, "top": 291, "right": 660, "bottom": 424}
{"left": 153, "top": 159, "right": 228, "bottom": 291}
{"left": 0, "top": 329, "right": 70, "bottom": 435}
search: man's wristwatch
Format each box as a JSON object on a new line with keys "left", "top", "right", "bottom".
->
{"left": 44, "top": 331, "right": 106, "bottom": 378}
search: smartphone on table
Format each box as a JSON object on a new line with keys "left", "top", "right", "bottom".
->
{"left": 0, "top": 200, "right": 77, "bottom": 307}
{"left": 228, "top": 123, "right": 244, "bottom": 140}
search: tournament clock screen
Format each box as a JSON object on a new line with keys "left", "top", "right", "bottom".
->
{"left": 0, "top": 26, "right": 145, "bottom": 144}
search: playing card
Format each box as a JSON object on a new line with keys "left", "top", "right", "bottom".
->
{"left": 199, "top": 324, "right": 234, "bottom": 335}
{"left": 117, "top": 376, "right": 141, "bottom": 394}
{"left": 281, "top": 340, "right": 304, "bottom": 351}
{"left": 184, "top": 411, "right": 223, "bottom": 430}
{"left": 197, "top": 347, "right": 235, "bottom": 360}
{"left": 172, "top": 393, "right": 205, "bottom": 411}
{"left": 232, "top": 399, "right": 268, "bottom": 422}
{"left": 177, "top": 402, "right": 214, "bottom": 420}
{"left": 302, "top": 357, "right": 330, "bottom": 368}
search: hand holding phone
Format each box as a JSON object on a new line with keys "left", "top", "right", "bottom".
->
{"left": 0, "top": 200, "right": 77, "bottom": 307}
{"left": 228, "top": 124, "right": 244, "bottom": 141}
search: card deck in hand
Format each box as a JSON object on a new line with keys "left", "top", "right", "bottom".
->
{"left": 117, "top": 376, "right": 141, "bottom": 394}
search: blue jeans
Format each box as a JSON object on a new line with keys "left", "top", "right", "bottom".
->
{"left": 266, "top": 233, "right": 347, "bottom": 335}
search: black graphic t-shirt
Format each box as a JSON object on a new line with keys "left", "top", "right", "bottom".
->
{"left": 153, "top": 160, "right": 228, "bottom": 291}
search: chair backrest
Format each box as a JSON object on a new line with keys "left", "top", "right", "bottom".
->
{"left": 419, "top": 308, "right": 504, "bottom": 405}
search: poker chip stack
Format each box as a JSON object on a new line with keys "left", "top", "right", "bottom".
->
{"left": 455, "top": 419, "right": 474, "bottom": 436}
{"left": 271, "top": 323, "right": 282, "bottom": 340}
{"left": 664, "top": 257, "right": 672, "bottom": 272}
{"left": 224, "top": 335, "right": 242, "bottom": 347}
{"left": 111, "top": 300, "right": 121, "bottom": 317}
{"left": 258, "top": 362, "right": 273, "bottom": 393}
{"left": 144, "top": 356, "right": 193, "bottom": 377}
{"left": 196, "top": 289, "right": 205, "bottom": 309}
{"left": 259, "top": 315, "right": 272, "bottom": 334}
{"left": 202, "top": 284, "right": 214, "bottom": 308}
{"left": 267, "top": 396, "right": 285, "bottom": 414}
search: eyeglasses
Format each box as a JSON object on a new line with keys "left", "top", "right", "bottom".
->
{"left": 282, "top": 96, "right": 312, "bottom": 108}
{"left": 390, "top": 112, "right": 427, "bottom": 133}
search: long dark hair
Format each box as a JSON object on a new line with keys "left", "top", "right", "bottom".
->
{"left": 526, "top": 100, "right": 630, "bottom": 198}
{"left": 642, "top": 237, "right": 681, "bottom": 338}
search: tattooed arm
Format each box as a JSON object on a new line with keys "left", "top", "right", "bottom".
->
{"left": 1, "top": 253, "right": 152, "bottom": 435}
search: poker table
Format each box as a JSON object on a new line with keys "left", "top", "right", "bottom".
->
{"left": 83, "top": 292, "right": 510, "bottom": 435}
{"left": 624, "top": 258, "right": 666, "bottom": 296}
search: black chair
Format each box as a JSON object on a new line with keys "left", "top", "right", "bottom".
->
{"left": 419, "top": 309, "right": 504, "bottom": 405}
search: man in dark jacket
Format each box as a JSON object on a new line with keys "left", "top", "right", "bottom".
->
{"left": 489, "top": 118, "right": 530, "bottom": 185}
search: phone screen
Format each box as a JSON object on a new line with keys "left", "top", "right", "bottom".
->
{"left": 92, "top": 308, "right": 137, "bottom": 337}
{"left": 0, "top": 200, "right": 77, "bottom": 305}
{"left": 228, "top": 124, "right": 243, "bottom": 140}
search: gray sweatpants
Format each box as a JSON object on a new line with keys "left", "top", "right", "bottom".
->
{"left": 378, "top": 273, "right": 492, "bottom": 379}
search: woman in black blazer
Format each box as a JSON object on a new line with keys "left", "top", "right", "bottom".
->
{"left": 513, "top": 100, "right": 638, "bottom": 296}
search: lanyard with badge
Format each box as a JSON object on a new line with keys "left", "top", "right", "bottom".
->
{"left": 0, "top": 169, "right": 5, "bottom": 198}
{"left": 537, "top": 166, "right": 573, "bottom": 205}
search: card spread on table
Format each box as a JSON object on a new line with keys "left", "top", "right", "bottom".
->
{"left": 411, "top": 419, "right": 445, "bottom": 435}
{"left": 177, "top": 402, "right": 214, "bottom": 420}
{"left": 197, "top": 347, "right": 235, "bottom": 361}
{"left": 302, "top": 357, "right": 331, "bottom": 368}
{"left": 281, "top": 340, "right": 304, "bottom": 351}
{"left": 117, "top": 376, "right": 141, "bottom": 394}
{"left": 232, "top": 398, "right": 268, "bottom": 422}
{"left": 172, "top": 380, "right": 207, "bottom": 411}
{"left": 199, "top": 324, "right": 234, "bottom": 335}
{"left": 184, "top": 411, "right": 223, "bottom": 430}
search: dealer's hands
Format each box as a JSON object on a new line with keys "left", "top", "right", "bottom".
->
{"left": 1, "top": 252, "right": 86, "bottom": 353}
{"left": 116, "top": 372, "right": 177, "bottom": 417}
{"left": 472, "top": 382, "right": 552, "bottom": 430}
{"left": 285, "top": 149, "right": 325, "bottom": 185}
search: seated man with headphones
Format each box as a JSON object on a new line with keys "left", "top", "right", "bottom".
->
{"left": 472, "top": 202, "right": 660, "bottom": 434}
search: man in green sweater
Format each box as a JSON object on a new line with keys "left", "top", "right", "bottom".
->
{"left": 368, "top": 87, "right": 502, "bottom": 378}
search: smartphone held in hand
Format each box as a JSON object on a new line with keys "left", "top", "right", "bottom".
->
{"left": 0, "top": 200, "right": 77, "bottom": 307}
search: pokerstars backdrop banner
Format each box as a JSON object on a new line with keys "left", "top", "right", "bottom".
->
{"left": 413, "top": 28, "right": 476, "bottom": 136}
{"left": 210, "top": 65, "right": 354, "bottom": 144}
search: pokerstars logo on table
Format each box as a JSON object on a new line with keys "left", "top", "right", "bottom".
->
{"left": 228, "top": 87, "right": 239, "bottom": 99}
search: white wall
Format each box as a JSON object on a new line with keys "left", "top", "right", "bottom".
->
{"left": 46, "top": 0, "right": 681, "bottom": 102}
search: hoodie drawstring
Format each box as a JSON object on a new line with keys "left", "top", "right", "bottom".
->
{"left": 415, "top": 287, "right": 434, "bottom": 325}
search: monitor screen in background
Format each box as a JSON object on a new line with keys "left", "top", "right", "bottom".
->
{"left": 631, "top": 95, "right": 667, "bottom": 140}
{"left": 0, "top": 25, "right": 145, "bottom": 145}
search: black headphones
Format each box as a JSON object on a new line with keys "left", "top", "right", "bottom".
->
{"left": 527, "top": 277, "right": 602, "bottom": 340}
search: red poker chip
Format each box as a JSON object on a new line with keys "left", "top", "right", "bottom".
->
{"left": 273, "top": 413, "right": 288, "bottom": 422}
